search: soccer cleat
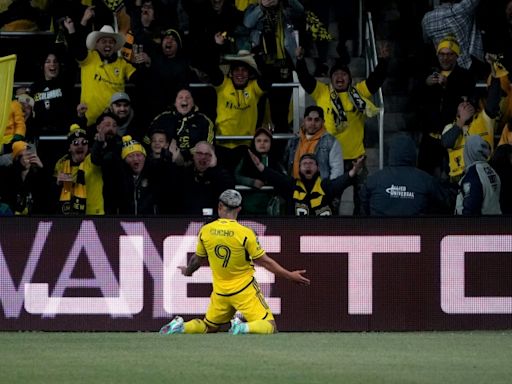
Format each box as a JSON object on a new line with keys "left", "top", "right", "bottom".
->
{"left": 159, "top": 316, "right": 184, "bottom": 334}
{"left": 229, "top": 317, "right": 248, "bottom": 335}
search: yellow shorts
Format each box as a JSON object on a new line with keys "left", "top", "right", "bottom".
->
{"left": 204, "top": 278, "right": 274, "bottom": 328}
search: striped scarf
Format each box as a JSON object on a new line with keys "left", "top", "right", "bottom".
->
{"left": 59, "top": 159, "right": 87, "bottom": 215}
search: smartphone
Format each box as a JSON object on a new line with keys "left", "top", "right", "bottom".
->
{"left": 25, "top": 143, "right": 36, "bottom": 155}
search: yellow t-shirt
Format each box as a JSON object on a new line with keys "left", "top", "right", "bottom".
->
{"left": 311, "top": 80, "right": 374, "bottom": 159}
{"left": 54, "top": 154, "right": 104, "bottom": 215}
{"left": 215, "top": 77, "right": 265, "bottom": 148}
{"left": 79, "top": 50, "right": 136, "bottom": 126}
{"left": 196, "top": 218, "right": 265, "bottom": 295}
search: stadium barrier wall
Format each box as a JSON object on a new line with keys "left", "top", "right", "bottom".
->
{"left": 0, "top": 216, "right": 511, "bottom": 331}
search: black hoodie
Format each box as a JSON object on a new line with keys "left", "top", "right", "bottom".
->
{"left": 361, "top": 134, "right": 450, "bottom": 216}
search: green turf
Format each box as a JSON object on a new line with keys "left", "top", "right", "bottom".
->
{"left": 0, "top": 331, "right": 510, "bottom": 384}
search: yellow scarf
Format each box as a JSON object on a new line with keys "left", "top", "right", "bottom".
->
{"left": 59, "top": 159, "right": 87, "bottom": 215}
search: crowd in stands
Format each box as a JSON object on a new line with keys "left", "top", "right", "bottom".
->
{"left": 1, "top": 0, "right": 511, "bottom": 217}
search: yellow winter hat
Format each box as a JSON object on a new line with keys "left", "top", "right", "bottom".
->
{"left": 11, "top": 141, "right": 28, "bottom": 159}
{"left": 437, "top": 36, "right": 460, "bottom": 56}
{"left": 121, "top": 135, "right": 146, "bottom": 159}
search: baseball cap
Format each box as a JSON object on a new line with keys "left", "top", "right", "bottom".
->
{"left": 110, "top": 92, "right": 131, "bottom": 105}
{"left": 219, "top": 189, "right": 242, "bottom": 208}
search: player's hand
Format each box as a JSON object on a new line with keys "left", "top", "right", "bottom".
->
{"left": 178, "top": 266, "right": 192, "bottom": 276}
{"left": 289, "top": 270, "right": 310, "bottom": 286}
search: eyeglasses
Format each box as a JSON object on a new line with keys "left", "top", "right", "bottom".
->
{"left": 72, "top": 139, "right": 88, "bottom": 146}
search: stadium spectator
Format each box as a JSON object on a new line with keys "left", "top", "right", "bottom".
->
{"left": 234, "top": 126, "right": 287, "bottom": 215}
{"left": 159, "top": 188, "right": 310, "bottom": 335}
{"left": 147, "top": 128, "right": 170, "bottom": 160}
{"left": 111, "top": 135, "right": 159, "bottom": 214}
{"left": 182, "top": 0, "right": 249, "bottom": 62}
{"left": 136, "top": 28, "right": 198, "bottom": 125}
{"left": 455, "top": 135, "right": 501, "bottom": 215}
{"left": 0, "top": 141, "right": 56, "bottom": 215}
{"left": 441, "top": 56, "right": 502, "bottom": 182}
{"left": 108, "top": 92, "right": 144, "bottom": 140}
{"left": 16, "top": 50, "right": 77, "bottom": 169}
{"left": 0, "top": 0, "right": 50, "bottom": 31}
{"left": 21, "top": 50, "right": 76, "bottom": 137}
{"left": 148, "top": 88, "right": 214, "bottom": 165}
{"left": 421, "top": 0, "right": 484, "bottom": 73}
{"left": 283, "top": 105, "right": 343, "bottom": 180}
{"left": 413, "top": 36, "right": 475, "bottom": 179}
{"left": 249, "top": 151, "right": 363, "bottom": 216}
{"left": 90, "top": 112, "right": 122, "bottom": 214}
{"left": 122, "top": 0, "right": 164, "bottom": 61}
{"left": 54, "top": 124, "right": 104, "bottom": 215}
{"left": 360, "top": 134, "right": 452, "bottom": 216}
{"left": 202, "top": 47, "right": 270, "bottom": 169}
{"left": 13, "top": 93, "right": 35, "bottom": 140}
{"left": 489, "top": 143, "right": 512, "bottom": 214}
{"left": 244, "top": 0, "right": 304, "bottom": 132}
{"left": 62, "top": 9, "right": 137, "bottom": 127}
{"left": 177, "top": 141, "right": 235, "bottom": 215}
{"left": 294, "top": 44, "right": 389, "bottom": 214}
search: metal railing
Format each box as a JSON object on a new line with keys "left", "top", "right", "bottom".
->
{"left": 364, "top": 12, "right": 385, "bottom": 169}
{"left": 14, "top": 80, "right": 303, "bottom": 143}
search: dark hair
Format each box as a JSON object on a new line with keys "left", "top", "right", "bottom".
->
{"left": 149, "top": 128, "right": 169, "bottom": 141}
{"left": 329, "top": 60, "right": 352, "bottom": 79}
{"left": 304, "top": 105, "right": 324, "bottom": 119}
{"left": 96, "top": 111, "right": 119, "bottom": 126}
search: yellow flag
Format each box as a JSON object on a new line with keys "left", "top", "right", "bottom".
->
{"left": 0, "top": 55, "right": 17, "bottom": 140}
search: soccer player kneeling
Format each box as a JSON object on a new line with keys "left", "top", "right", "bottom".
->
{"left": 159, "top": 189, "right": 310, "bottom": 335}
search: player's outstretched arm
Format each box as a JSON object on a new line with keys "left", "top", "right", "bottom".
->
{"left": 254, "top": 254, "right": 310, "bottom": 286}
{"left": 178, "top": 254, "right": 207, "bottom": 276}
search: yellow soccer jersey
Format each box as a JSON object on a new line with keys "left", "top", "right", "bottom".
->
{"left": 79, "top": 50, "right": 136, "bottom": 126}
{"left": 196, "top": 218, "right": 265, "bottom": 295}
{"left": 311, "top": 80, "right": 373, "bottom": 159}
{"left": 215, "top": 77, "right": 265, "bottom": 148}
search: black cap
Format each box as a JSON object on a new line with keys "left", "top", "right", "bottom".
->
{"left": 299, "top": 153, "right": 318, "bottom": 165}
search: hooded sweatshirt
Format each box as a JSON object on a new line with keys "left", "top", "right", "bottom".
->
{"left": 455, "top": 135, "right": 501, "bottom": 215}
{"left": 361, "top": 134, "right": 450, "bottom": 216}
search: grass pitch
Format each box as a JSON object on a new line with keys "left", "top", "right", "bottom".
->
{"left": 0, "top": 331, "right": 510, "bottom": 384}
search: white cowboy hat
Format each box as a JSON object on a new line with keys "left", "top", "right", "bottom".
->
{"left": 86, "top": 25, "right": 125, "bottom": 52}
{"left": 223, "top": 50, "right": 260, "bottom": 75}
